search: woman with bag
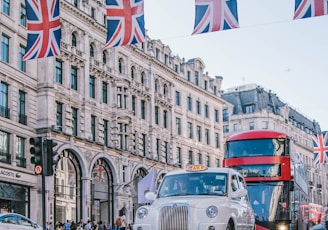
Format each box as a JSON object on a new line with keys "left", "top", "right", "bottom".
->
{"left": 119, "top": 209, "right": 128, "bottom": 230}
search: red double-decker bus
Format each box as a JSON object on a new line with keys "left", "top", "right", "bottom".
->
{"left": 223, "top": 130, "right": 309, "bottom": 230}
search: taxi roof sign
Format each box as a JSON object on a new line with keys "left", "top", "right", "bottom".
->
{"left": 186, "top": 165, "right": 208, "bottom": 171}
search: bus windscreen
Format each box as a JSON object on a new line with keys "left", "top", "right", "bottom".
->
{"left": 225, "top": 138, "right": 286, "bottom": 158}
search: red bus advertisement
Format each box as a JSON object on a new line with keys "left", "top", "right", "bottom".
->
{"left": 223, "top": 130, "right": 309, "bottom": 230}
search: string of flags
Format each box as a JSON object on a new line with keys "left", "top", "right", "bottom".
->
{"left": 23, "top": 0, "right": 328, "bottom": 61}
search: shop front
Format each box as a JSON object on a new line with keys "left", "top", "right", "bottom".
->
{"left": 0, "top": 167, "right": 38, "bottom": 219}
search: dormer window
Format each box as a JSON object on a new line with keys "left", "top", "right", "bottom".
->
{"left": 245, "top": 104, "right": 255, "bottom": 114}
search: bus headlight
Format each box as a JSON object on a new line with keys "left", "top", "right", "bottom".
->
{"left": 137, "top": 207, "right": 148, "bottom": 219}
{"left": 277, "top": 222, "right": 288, "bottom": 230}
{"left": 206, "top": 205, "right": 218, "bottom": 218}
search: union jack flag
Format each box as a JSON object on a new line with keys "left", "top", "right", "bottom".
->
{"left": 93, "top": 165, "right": 107, "bottom": 183}
{"left": 312, "top": 131, "right": 328, "bottom": 165}
{"left": 24, "top": 0, "right": 61, "bottom": 61}
{"left": 192, "top": 0, "right": 239, "bottom": 35}
{"left": 104, "top": 0, "right": 145, "bottom": 48}
{"left": 294, "top": 0, "right": 328, "bottom": 20}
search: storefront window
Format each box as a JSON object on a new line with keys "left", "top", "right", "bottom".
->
{"left": 0, "top": 182, "right": 29, "bottom": 215}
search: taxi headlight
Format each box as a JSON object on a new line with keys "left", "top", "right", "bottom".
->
{"left": 206, "top": 205, "right": 218, "bottom": 218}
{"left": 137, "top": 207, "right": 148, "bottom": 219}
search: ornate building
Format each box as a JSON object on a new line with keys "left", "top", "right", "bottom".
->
{"left": 221, "top": 84, "right": 327, "bottom": 206}
{"left": 0, "top": 0, "right": 226, "bottom": 226}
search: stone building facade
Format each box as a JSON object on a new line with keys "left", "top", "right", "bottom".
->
{"left": 221, "top": 84, "right": 328, "bottom": 206}
{"left": 0, "top": 0, "right": 226, "bottom": 226}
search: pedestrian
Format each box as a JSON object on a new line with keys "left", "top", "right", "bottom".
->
{"left": 119, "top": 208, "right": 128, "bottom": 230}
{"left": 46, "top": 221, "right": 53, "bottom": 230}
{"left": 97, "top": 220, "right": 103, "bottom": 230}
{"left": 102, "top": 221, "right": 107, "bottom": 230}
{"left": 78, "top": 219, "right": 85, "bottom": 230}
{"left": 115, "top": 212, "right": 122, "bottom": 230}
{"left": 105, "top": 222, "right": 112, "bottom": 230}
{"left": 92, "top": 220, "right": 97, "bottom": 230}
{"left": 85, "top": 220, "right": 92, "bottom": 230}
{"left": 64, "top": 220, "right": 71, "bottom": 230}
{"left": 71, "top": 220, "right": 77, "bottom": 230}
{"left": 55, "top": 221, "right": 61, "bottom": 230}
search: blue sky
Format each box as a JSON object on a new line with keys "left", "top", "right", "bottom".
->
{"left": 144, "top": 0, "right": 328, "bottom": 132}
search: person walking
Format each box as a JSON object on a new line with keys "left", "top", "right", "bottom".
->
{"left": 119, "top": 209, "right": 128, "bottom": 230}
{"left": 97, "top": 220, "right": 104, "bottom": 230}
{"left": 115, "top": 213, "right": 122, "bottom": 230}
{"left": 46, "top": 222, "right": 53, "bottom": 230}
{"left": 71, "top": 221, "right": 77, "bottom": 230}
{"left": 78, "top": 219, "right": 85, "bottom": 230}
{"left": 63, "top": 220, "right": 71, "bottom": 230}
{"left": 85, "top": 220, "right": 92, "bottom": 230}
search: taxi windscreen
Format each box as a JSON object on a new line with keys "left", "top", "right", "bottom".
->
{"left": 157, "top": 173, "right": 227, "bottom": 197}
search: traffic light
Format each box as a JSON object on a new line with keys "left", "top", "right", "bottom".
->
{"left": 30, "top": 137, "right": 44, "bottom": 175}
{"left": 44, "top": 139, "right": 58, "bottom": 176}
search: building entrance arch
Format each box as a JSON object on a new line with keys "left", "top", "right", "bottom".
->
{"left": 54, "top": 149, "right": 82, "bottom": 225}
{"left": 91, "top": 158, "right": 114, "bottom": 227}
{"left": 132, "top": 167, "right": 147, "bottom": 222}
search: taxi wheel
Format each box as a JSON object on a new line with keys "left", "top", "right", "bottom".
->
{"left": 226, "top": 220, "right": 234, "bottom": 230}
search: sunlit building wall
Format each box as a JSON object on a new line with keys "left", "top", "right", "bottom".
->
{"left": 0, "top": 0, "right": 226, "bottom": 226}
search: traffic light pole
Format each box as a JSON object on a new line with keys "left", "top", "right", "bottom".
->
{"left": 30, "top": 137, "right": 56, "bottom": 229}
{"left": 42, "top": 138, "right": 46, "bottom": 230}
{"left": 42, "top": 173, "right": 46, "bottom": 230}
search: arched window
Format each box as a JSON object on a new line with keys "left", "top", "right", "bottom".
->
{"left": 163, "top": 84, "right": 168, "bottom": 96}
{"left": 55, "top": 150, "right": 82, "bottom": 224}
{"left": 118, "top": 58, "right": 124, "bottom": 74}
{"left": 90, "top": 44, "right": 95, "bottom": 57}
{"left": 72, "top": 33, "right": 77, "bottom": 47}
{"left": 91, "top": 159, "right": 114, "bottom": 225}
{"left": 141, "top": 72, "right": 145, "bottom": 85}
{"left": 155, "top": 79, "right": 159, "bottom": 92}
{"left": 132, "top": 167, "right": 148, "bottom": 218}
{"left": 131, "top": 66, "right": 136, "bottom": 80}
{"left": 102, "top": 51, "right": 107, "bottom": 64}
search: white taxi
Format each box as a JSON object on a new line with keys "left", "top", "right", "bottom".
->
{"left": 133, "top": 165, "right": 255, "bottom": 230}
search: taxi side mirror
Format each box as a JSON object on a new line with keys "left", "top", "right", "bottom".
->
{"left": 145, "top": 191, "right": 156, "bottom": 201}
{"left": 231, "top": 188, "right": 248, "bottom": 199}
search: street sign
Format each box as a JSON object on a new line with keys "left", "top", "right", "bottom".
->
{"left": 34, "top": 165, "right": 42, "bottom": 175}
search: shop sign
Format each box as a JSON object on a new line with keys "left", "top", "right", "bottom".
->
{"left": 0, "top": 169, "right": 21, "bottom": 178}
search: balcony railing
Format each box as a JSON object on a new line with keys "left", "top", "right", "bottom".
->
{"left": 0, "top": 152, "right": 11, "bottom": 164}
{"left": 18, "top": 113, "right": 27, "bottom": 125}
{"left": 16, "top": 156, "right": 26, "bottom": 168}
{"left": 0, "top": 105, "right": 10, "bottom": 119}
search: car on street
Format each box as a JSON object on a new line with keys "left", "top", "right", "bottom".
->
{"left": 0, "top": 213, "right": 42, "bottom": 230}
{"left": 133, "top": 165, "right": 255, "bottom": 230}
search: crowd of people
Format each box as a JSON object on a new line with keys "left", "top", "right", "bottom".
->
{"left": 47, "top": 208, "right": 131, "bottom": 230}
{"left": 49, "top": 219, "right": 111, "bottom": 230}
